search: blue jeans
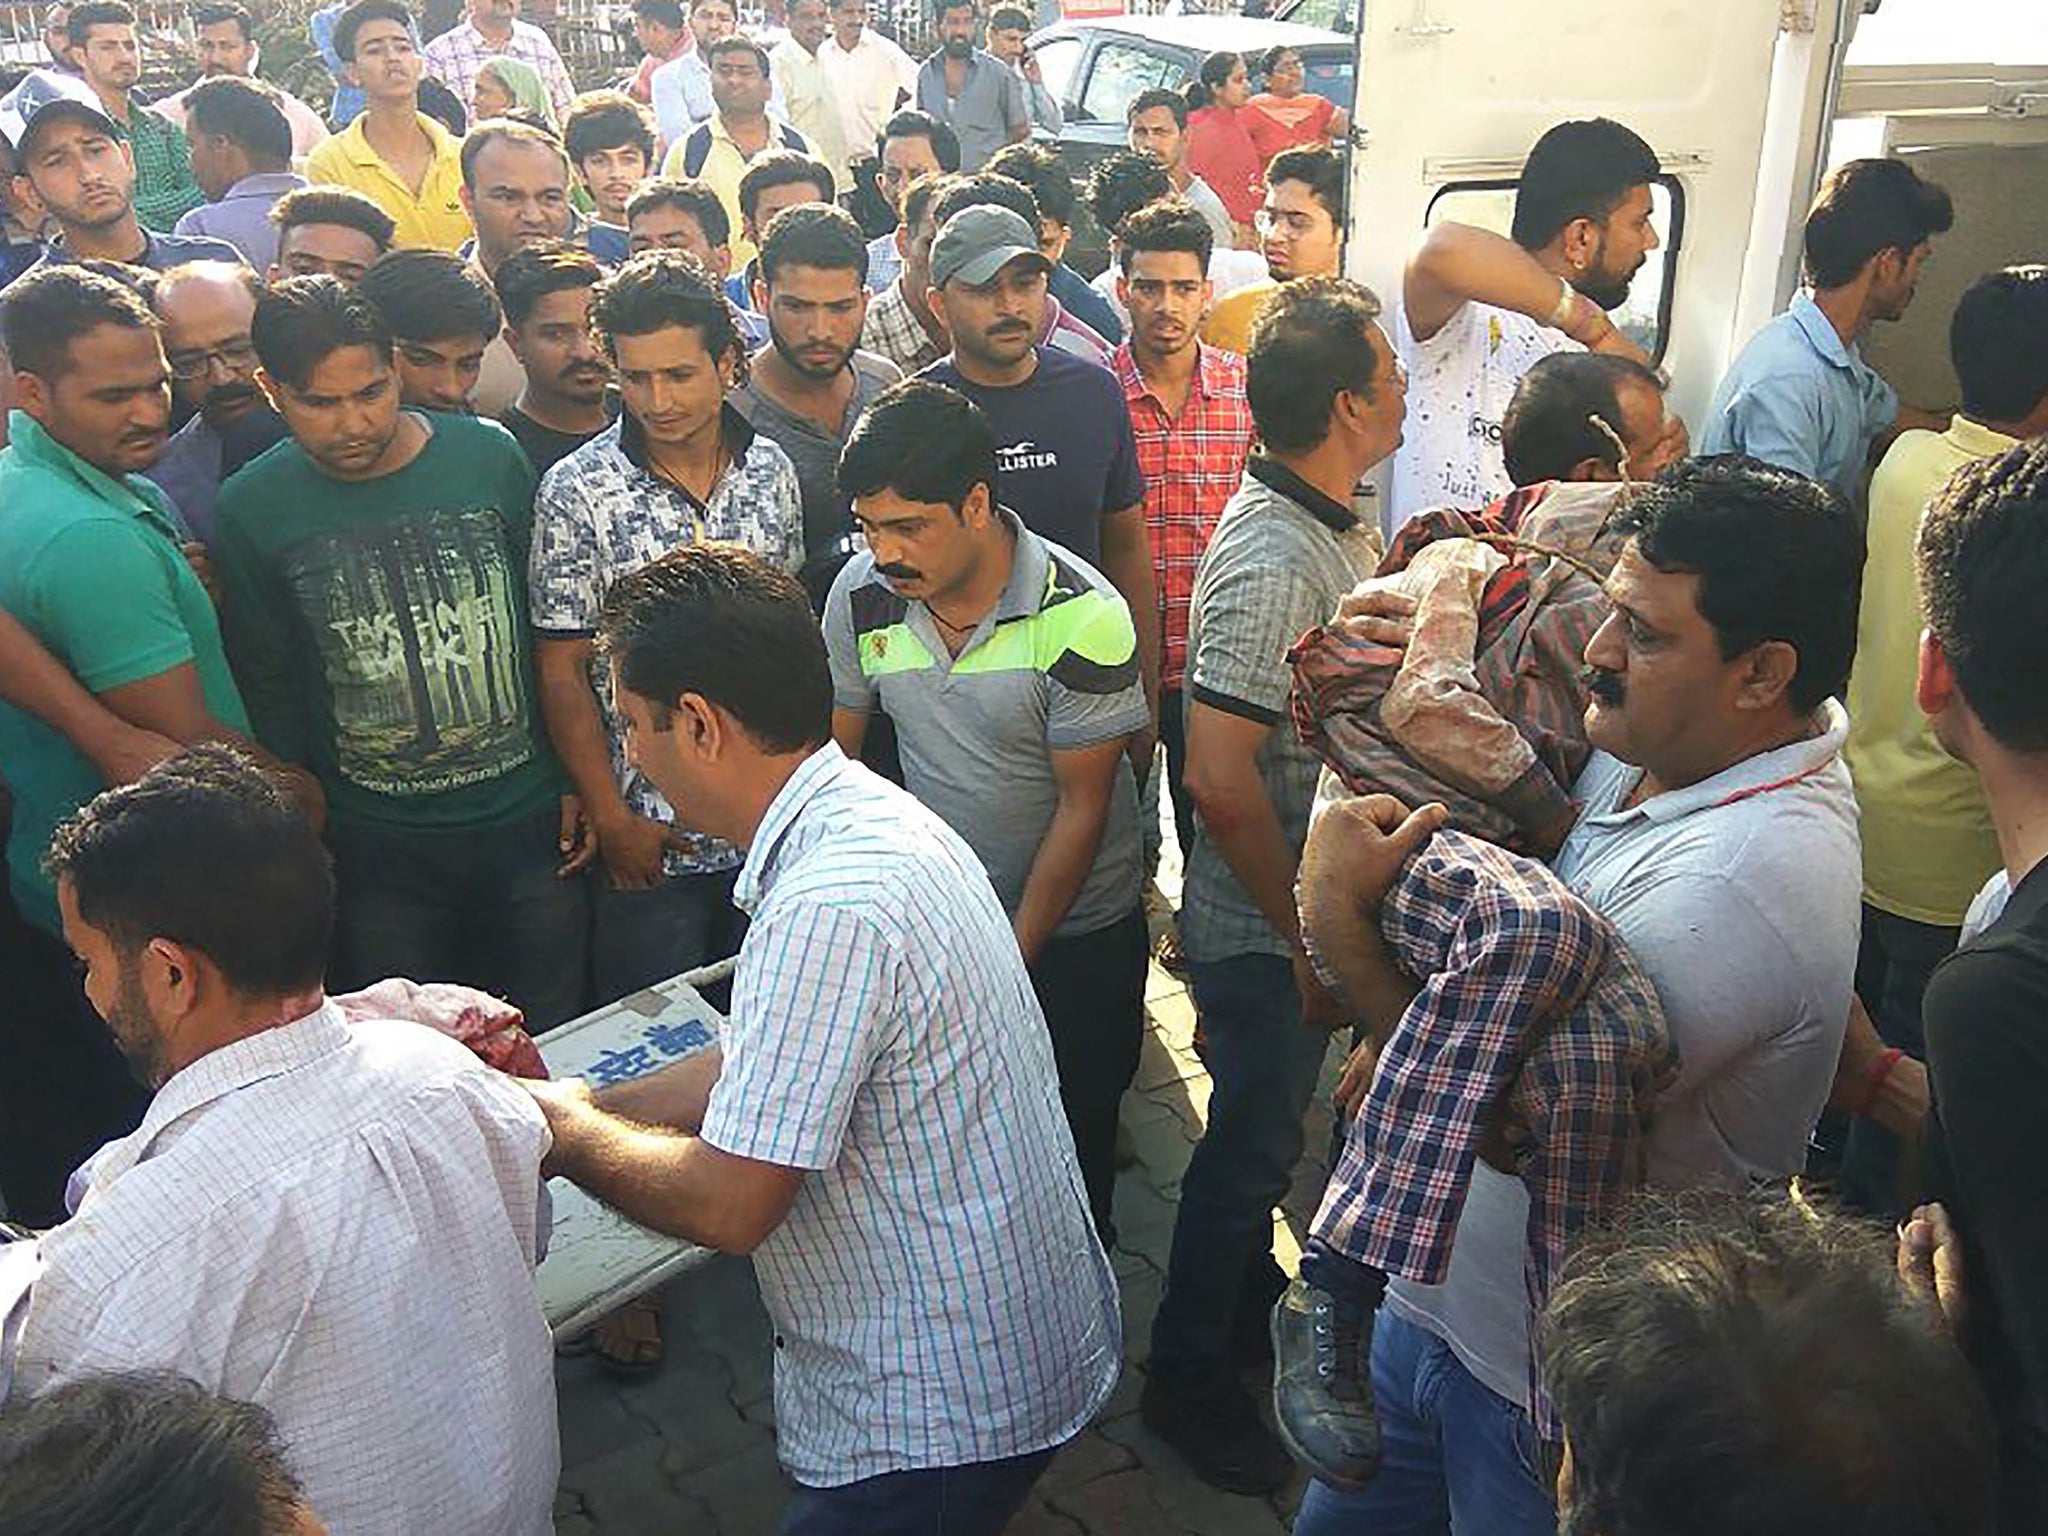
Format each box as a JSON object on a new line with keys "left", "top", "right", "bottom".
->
{"left": 1150, "top": 951, "right": 1332, "bottom": 1387}
{"left": 777, "top": 1448, "right": 1055, "bottom": 1535}
{"left": 589, "top": 866, "right": 747, "bottom": 1006}
{"left": 1292, "top": 1312, "right": 1555, "bottom": 1536}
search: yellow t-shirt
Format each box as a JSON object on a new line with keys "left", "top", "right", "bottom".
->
{"left": 1199, "top": 279, "right": 1279, "bottom": 355}
{"left": 304, "top": 112, "right": 472, "bottom": 252}
{"left": 1844, "top": 414, "right": 2008, "bottom": 926}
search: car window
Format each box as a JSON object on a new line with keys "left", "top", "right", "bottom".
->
{"left": 1424, "top": 177, "right": 1685, "bottom": 363}
{"left": 1077, "top": 40, "right": 1182, "bottom": 125}
{"left": 1298, "top": 50, "right": 1352, "bottom": 110}
{"left": 1033, "top": 35, "right": 1084, "bottom": 109}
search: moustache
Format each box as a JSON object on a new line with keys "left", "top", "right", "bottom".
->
{"left": 987, "top": 321, "right": 1031, "bottom": 338}
{"left": 875, "top": 562, "right": 921, "bottom": 583}
{"left": 1582, "top": 664, "right": 1625, "bottom": 706}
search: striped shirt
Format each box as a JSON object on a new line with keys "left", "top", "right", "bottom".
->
{"left": 702, "top": 743, "right": 1121, "bottom": 1486}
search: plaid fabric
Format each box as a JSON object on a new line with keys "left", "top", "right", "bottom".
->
{"left": 1290, "top": 479, "right": 1630, "bottom": 849}
{"left": 1113, "top": 342, "right": 1256, "bottom": 692}
{"left": 861, "top": 278, "right": 944, "bottom": 375}
{"left": 1311, "top": 829, "right": 1677, "bottom": 1428}
{"left": 120, "top": 106, "right": 204, "bottom": 233}
{"left": 422, "top": 18, "right": 577, "bottom": 120}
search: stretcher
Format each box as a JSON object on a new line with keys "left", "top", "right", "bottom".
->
{"left": 532, "top": 958, "right": 732, "bottom": 1339}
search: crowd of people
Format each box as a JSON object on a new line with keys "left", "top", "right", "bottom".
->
{"left": 0, "top": 1, "right": 2043, "bottom": 1533}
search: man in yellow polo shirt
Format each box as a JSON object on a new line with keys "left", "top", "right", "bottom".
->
{"left": 1839, "top": 264, "right": 2048, "bottom": 1212}
{"left": 1200, "top": 145, "right": 1340, "bottom": 355}
{"left": 660, "top": 36, "right": 813, "bottom": 272}
{"left": 305, "top": 0, "right": 470, "bottom": 250}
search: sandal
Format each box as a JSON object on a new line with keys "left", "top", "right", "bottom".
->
{"left": 592, "top": 1292, "right": 665, "bottom": 1379}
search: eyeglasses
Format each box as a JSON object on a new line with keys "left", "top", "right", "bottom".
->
{"left": 167, "top": 337, "right": 258, "bottom": 380}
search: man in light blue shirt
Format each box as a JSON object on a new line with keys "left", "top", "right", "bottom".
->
{"left": 1701, "top": 156, "right": 1952, "bottom": 506}
{"left": 173, "top": 78, "right": 307, "bottom": 272}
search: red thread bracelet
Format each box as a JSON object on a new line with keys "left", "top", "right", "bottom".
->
{"left": 1855, "top": 1046, "right": 1906, "bottom": 1119}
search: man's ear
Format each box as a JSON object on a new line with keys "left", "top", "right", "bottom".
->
{"left": 1916, "top": 629, "right": 1957, "bottom": 721}
{"left": 1734, "top": 637, "right": 1799, "bottom": 713}
{"left": 502, "top": 321, "right": 525, "bottom": 364}
{"left": 1557, "top": 214, "right": 1601, "bottom": 277}
{"left": 254, "top": 364, "right": 285, "bottom": 414}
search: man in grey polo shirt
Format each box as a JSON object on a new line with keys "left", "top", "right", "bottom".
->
{"left": 1139, "top": 277, "right": 1401, "bottom": 1494}
{"left": 823, "top": 380, "right": 1147, "bottom": 1238}
{"left": 1288, "top": 456, "right": 1867, "bottom": 1535}
{"left": 915, "top": 0, "right": 1027, "bottom": 172}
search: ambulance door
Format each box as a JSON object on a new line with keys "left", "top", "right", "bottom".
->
{"left": 1341, "top": 0, "right": 1859, "bottom": 430}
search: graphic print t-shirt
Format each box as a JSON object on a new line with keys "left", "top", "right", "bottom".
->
{"left": 213, "top": 413, "right": 560, "bottom": 832}
{"left": 917, "top": 347, "right": 1144, "bottom": 566}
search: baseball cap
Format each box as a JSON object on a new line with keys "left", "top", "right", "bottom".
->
{"left": 928, "top": 205, "right": 1052, "bottom": 290}
{"left": 0, "top": 69, "right": 117, "bottom": 158}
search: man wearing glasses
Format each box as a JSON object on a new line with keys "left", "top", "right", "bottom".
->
{"left": 145, "top": 261, "right": 287, "bottom": 547}
{"left": 1200, "top": 143, "right": 1343, "bottom": 355}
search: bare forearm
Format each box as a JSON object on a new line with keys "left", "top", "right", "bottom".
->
{"left": 536, "top": 650, "right": 632, "bottom": 824}
{"left": 594, "top": 1049, "right": 723, "bottom": 1135}
{"left": 1191, "top": 773, "right": 1301, "bottom": 946}
{"left": 1100, "top": 509, "right": 1161, "bottom": 721}
{"left": 0, "top": 611, "right": 167, "bottom": 781}
{"left": 1014, "top": 788, "right": 1113, "bottom": 964}
{"left": 1830, "top": 995, "right": 1929, "bottom": 1140}
{"left": 548, "top": 1107, "right": 752, "bottom": 1250}
{"left": 1299, "top": 897, "right": 1416, "bottom": 1040}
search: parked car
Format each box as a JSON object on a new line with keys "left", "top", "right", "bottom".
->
{"left": 1026, "top": 14, "right": 1350, "bottom": 271}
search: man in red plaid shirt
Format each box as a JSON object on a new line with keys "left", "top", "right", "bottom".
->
{"left": 1110, "top": 198, "right": 1256, "bottom": 885}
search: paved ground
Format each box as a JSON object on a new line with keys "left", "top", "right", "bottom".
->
{"left": 552, "top": 947, "right": 1342, "bottom": 1535}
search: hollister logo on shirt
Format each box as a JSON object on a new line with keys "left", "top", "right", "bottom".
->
{"left": 998, "top": 440, "right": 1059, "bottom": 473}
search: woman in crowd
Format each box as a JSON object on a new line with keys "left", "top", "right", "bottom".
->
{"left": 473, "top": 55, "right": 558, "bottom": 131}
{"left": 1243, "top": 45, "right": 1347, "bottom": 163}
{"left": 1184, "top": 50, "right": 1261, "bottom": 246}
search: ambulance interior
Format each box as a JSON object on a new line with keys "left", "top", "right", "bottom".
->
{"left": 1340, "top": 0, "right": 2048, "bottom": 472}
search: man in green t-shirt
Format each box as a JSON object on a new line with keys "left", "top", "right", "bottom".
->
{"left": 215, "top": 275, "right": 593, "bottom": 1028}
{"left": 0, "top": 265, "right": 273, "bottom": 1223}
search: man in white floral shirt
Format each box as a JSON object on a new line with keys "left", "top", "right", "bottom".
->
{"left": 529, "top": 250, "right": 801, "bottom": 1005}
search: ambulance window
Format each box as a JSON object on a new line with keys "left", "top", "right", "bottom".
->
{"left": 1423, "top": 176, "right": 1684, "bottom": 364}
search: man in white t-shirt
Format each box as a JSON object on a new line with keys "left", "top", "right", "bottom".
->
{"left": 1289, "top": 458, "right": 1867, "bottom": 1535}
{"left": 1389, "top": 117, "right": 1662, "bottom": 533}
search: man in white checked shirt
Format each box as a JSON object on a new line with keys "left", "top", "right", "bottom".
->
{"left": 527, "top": 544, "right": 1121, "bottom": 1534}
{"left": 8, "top": 745, "right": 558, "bottom": 1536}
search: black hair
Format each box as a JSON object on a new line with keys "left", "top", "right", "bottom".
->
{"left": 876, "top": 108, "right": 960, "bottom": 174}
{"left": 899, "top": 172, "right": 945, "bottom": 235}
{"left": 69, "top": 256, "right": 157, "bottom": 302}
{"left": 932, "top": 0, "right": 977, "bottom": 18}
{"left": 1088, "top": 148, "right": 1171, "bottom": 241}
{"left": 1116, "top": 195, "right": 1211, "bottom": 273}
{"left": 1949, "top": 266, "right": 2048, "bottom": 426}
{"left": 590, "top": 248, "right": 738, "bottom": 363}
{"left": 268, "top": 184, "right": 397, "bottom": 251}
{"left": 1511, "top": 117, "right": 1661, "bottom": 251}
{"left": 193, "top": 0, "right": 253, "bottom": 39}
{"left": 1246, "top": 276, "right": 1384, "bottom": 452}
{"left": 931, "top": 168, "right": 1037, "bottom": 231}
{"left": 493, "top": 238, "right": 603, "bottom": 329}
{"left": 633, "top": 0, "right": 685, "bottom": 24}
{"left": 1183, "top": 50, "right": 1240, "bottom": 112}
{"left": 1803, "top": 157, "right": 1953, "bottom": 290}
{"left": 1917, "top": 438, "right": 2048, "bottom": 752}
{"left": 65, "top": 0, "right": 130, "bottom": 47}
{"left": 1502, "top": 351, "right": 1662, "bottom": 485}
{"left": 417, "top": 74, "right": 466, "bottom": 135}
{"left": 458, "top": 116, "right": 569, "bottom": 190}
{"left": 357, "top": 247, "right": 500, "bottom": 343}
{"left": 1257, "top": 42, "right": 1296, "bottom": 76}
{"left": 690, "top": 0, "right": 737, "bottom": 17}
{"left": 0, "top": 264, "right": 154, "bottom": 381}
{"left": 599, "top": 544, "right": 831, "bottom": 752}
{"left": 737, "top": 148, "right": 834, "bottom": 224}
{"left": 45, "top": 745, "right": 334, "bottom": 996}
{"left": 0, "top": 1371, "right": 311, "bottom": 1536}
{"left": 705, "top": 33, "right": 769, "bottom": 75}
{"left": 1125, "top": 85, "right": 1186, "bottom": 130}
{"left": 332, "top": 0, "right": 412, "bottom": 62}
{"left": 1610, "top": 455, "right": 1863, "bottom": 712}
{"left": 987, "top": 3, "right": 1029, "bottom": 29}
{"left": 626, "top": 176, "right": 730, "bottom": 247}
{"left": 183, "top": 76, "right": 291, "bottom": 166}
{"left": 759, "top": 201, "right": 868, "bottom": 286}
{"left": 839, "top": 379, "right": 995, "bottom": 525}
{"left": 563, "top": 89, "right": 655, "bottom": 167}
{"left": 250, "top": 273, "right": 392, "bottom": 389}
{"left": 1544, "top": 1192, "right": 1996, "bottom": 1536}
{"left": 1264, "top": 142, "right": 1343, "bottom": 224}
{"left": 986, "top": 139, "right": 1074, "bottom": 229}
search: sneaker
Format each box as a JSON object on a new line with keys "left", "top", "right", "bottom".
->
{"left": 1140, "top": 1373, "right": 1295, "bottom": 1496}
{"left": 1270, "top": 1276, "right": 1381, "bottom": 1489}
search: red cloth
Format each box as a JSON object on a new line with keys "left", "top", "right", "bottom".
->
{"left": 332, "top": 979, "right": 550, "bottom": 1080}
{"left": 1242, "top": 91, "right": 1335, "bottom": 163}
{"left": 1186, "top": 104, "right": 1264, "bottom": 226}
{"left": 1113, "top": 342, "right": 1256, "bottom": 692}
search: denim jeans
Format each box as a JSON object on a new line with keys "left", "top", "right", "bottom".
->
{"left": 1839, "top": 903, "right": 1959, "bottom": 1216}
{"left": 777, "top": 1447, "right": 1056, "bottom": 1535}
{"left": 1030, "top": 906, "right": 1148, "bottom": 1238}
{"left": 590, "top": 867, "right": 747, "bottom": 1006}
{"left": 1149, "top": 951, "right": 1333, "bottom": 1387}
{"left": 328, "top": 806, "right": 589, "bottom": 1030}
{"left": 1292, "top": 1312, "right": 1556, "bottom": 1536}
{"left": 1142, "top": 688, "right": 1196, "bottom": 881}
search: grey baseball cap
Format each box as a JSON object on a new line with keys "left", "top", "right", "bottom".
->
{"left": 928, "top": 205, "right": 1053, "bottom": 290}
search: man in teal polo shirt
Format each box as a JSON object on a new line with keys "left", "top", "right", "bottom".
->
{"left": 0, "top": 265, "right": 259, "bottom": 1223}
